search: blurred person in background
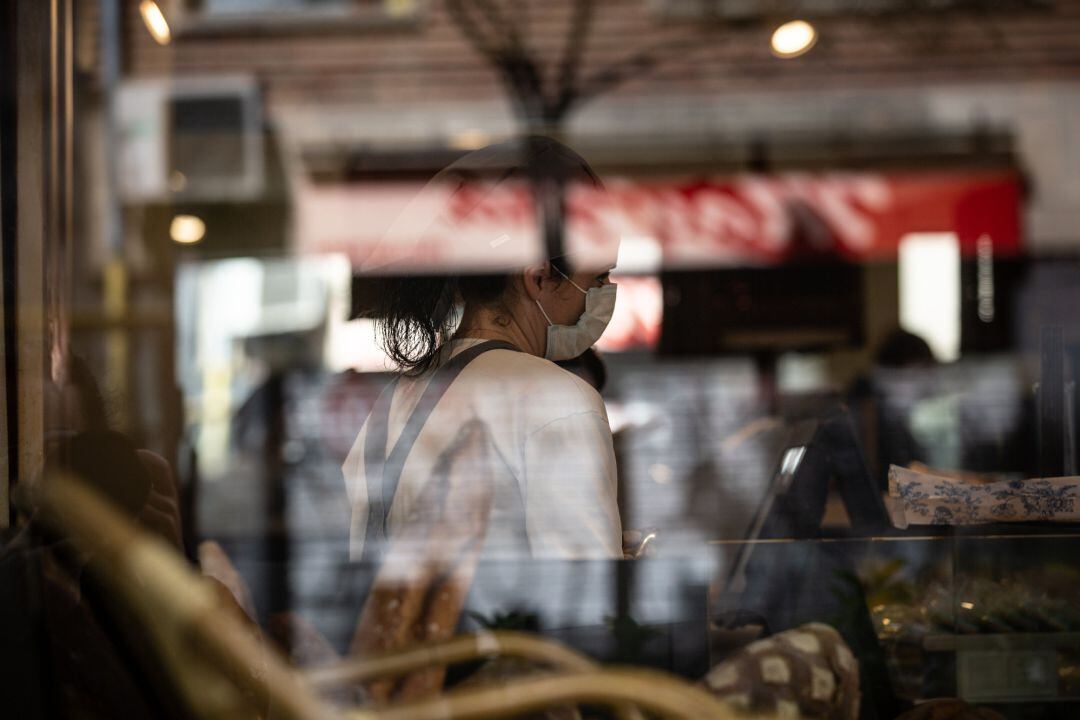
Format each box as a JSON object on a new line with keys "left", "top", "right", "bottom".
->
{"left": 850, "top": 328, "right": 937, "bottom": 489}
{"left": 44, "top": 353, "right": 182, "bottom": 550}
{"left": 8, "top": 354, "right": 200, "bottom": 720}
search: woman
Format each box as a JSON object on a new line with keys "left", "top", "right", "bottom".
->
{"left": 343, "top": 137, "right": 622, "bottom": 562}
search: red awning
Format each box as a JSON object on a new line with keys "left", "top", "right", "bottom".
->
{"left": 295, "top": 169, "right": 1021, "bottom": 271}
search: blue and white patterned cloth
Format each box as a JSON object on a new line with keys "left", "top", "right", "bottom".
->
{"left": 888, "top": 465, "right": 1080, "bottom": 527}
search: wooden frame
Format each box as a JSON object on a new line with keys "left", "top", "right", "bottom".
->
{"left": 6, "top": 0, "right": 74, "bottom": 511}
{"left": 0, "top": 0, "right": 11, "bottom": 528}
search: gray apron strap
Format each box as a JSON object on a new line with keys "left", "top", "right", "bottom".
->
{"left": 361, "top": 340, "right": 519, "bottom": 563}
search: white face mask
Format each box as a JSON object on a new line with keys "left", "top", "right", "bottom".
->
{"left": 535, "top": 269, "right": 617, "bottom": 361}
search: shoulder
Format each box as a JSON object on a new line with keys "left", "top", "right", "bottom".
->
{"left": 460, "top": 349, "right": 608, "bottom": 425}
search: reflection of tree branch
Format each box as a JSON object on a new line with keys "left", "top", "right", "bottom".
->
{"left": 512, "top": 0, "right": 531, "bottom": 55}
{"left": 551, "top": 0, "right": 595, "bottom": 121}
{"left": 575, "top": 51, "right": 657, "bottom": 106}
{"left": 575, "top": 31, "right": 708, "bottom": 107}
{"left": 445, "top": 0, "right": 502, "bottom": 62}
{"left": 446, "top": 0, "right": 545, "bottom": 122}
{"left": 448, "top": 0, "right": 1041, "bottom": 131}
{"left": 500, "top": 54, "right": 546, "bottom": 125}
{"left": 446, "top": 0, "right": 710, "bottom": 127}
{"left": 471, "top": 0, "right": 517, "bottom": 45}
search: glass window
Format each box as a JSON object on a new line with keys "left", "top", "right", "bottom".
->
{"left": 4, "top": 1, "right": 1080, "bottom": 718}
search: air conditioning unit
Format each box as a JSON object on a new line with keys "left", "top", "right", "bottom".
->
{"left": 117, "top": 75, "right": 264, "bottom": 203}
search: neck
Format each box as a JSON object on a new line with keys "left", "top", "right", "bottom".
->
{"left": 453, "top": 303, "right": 545, "bottom": 357}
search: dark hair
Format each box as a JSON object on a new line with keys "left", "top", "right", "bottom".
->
{"left": 374, "top": 136, "right": 600, "bottom": 375}
{"left": 875, "top": 328, "right": 936, "bottom": 368}
{"left": 555, "top": 347, "right": 607, "bottom": 392}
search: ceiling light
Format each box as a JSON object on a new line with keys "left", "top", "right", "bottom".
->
{"left": 170, "top": 215, "right": 206, "bottom": 244}
{"left": 771, "top": 20, "right": 817, "bottom": 59}
{"left": 140, "top": 1, "right": 171, "bottom": 46}
{"left": 450, "top": 129, "right": 491, "bottom": 151}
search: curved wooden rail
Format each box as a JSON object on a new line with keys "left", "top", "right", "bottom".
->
{"left": 22, "top": 474, "right": 340, "bottom": 720}
{"left": 307, "top": 630, "right": 597, "bottom": 687}
{"left": 350, "top": 667, "right": 747, "bottom": 720}
{"left": 308, "top": 630, "right": 645, "bottom": 720}
{"left": 21, "top": 474, "right": 750, "bottom": 720}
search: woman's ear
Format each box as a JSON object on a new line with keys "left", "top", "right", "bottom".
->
{"left": 521, "top": 262, "right": 550, "bottom": 301}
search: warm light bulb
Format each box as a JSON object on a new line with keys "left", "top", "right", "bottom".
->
{"left": 771, "top": 20, "right": 817, "bottom": 59}
{"left": 170, "top": 215, "right": 206, "bottom": 244}
{"left": 450, "top": 129, "right": 491, "bottom": 151}
{"left": 140, "top": 1, "right": 171, "bottom": 46}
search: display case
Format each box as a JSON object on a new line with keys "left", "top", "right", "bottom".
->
{"left": 709, "top": 528, "right": 1080, "bottom": 719}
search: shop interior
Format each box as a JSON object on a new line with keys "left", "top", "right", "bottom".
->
{"left": 3, "top": 1, "right": 1080, "bottom": 719}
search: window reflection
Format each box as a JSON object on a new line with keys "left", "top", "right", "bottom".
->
{"left": 5, "top": 1, "right": 1080, "bottom": 718}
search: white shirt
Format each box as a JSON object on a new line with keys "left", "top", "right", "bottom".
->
{"left": 342, "top": 339, "right": 622, "bottom": 560}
